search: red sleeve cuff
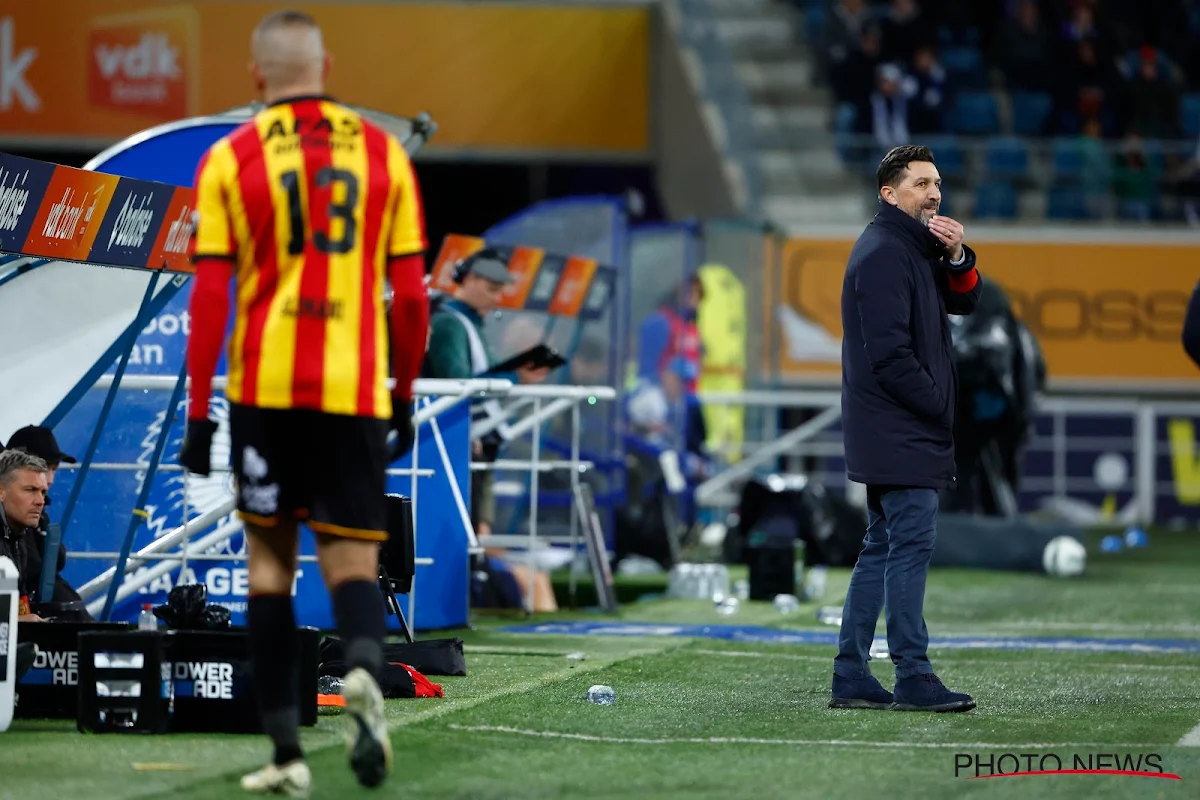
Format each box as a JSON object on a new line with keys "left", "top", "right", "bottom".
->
{"left": 947, "top": 267, "right": 979, "bottom": 293}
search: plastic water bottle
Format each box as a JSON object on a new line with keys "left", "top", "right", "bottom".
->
{"left": 138, "top": 604, "right": 157, "bottom": 631}
{"left": 586, "top": 685, "right": 615, "bottom": 705}
{"left": 804, "top": 565, "right": 828, "bottom": 601}
{"left": 773, "top": 594, "right": 800, "bottom": 615}
{"left": 733, "top": 579, "right": 749, "bottom": 600}
{"left": 816, "top": 606, "right": 842, "bottom": 626}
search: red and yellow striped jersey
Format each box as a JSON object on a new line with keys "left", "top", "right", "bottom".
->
{"left": 191, "top": 95, "right": 426, "bottom": 419}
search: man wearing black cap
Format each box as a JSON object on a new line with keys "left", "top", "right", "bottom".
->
{"left": 5, "top": 426, "right": 90, "bottom": 617}
{"left": 424, "top": 249, "right": 550, "bottom": 537}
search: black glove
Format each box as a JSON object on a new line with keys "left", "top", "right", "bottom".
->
{"left": 179, "top": 418, "right": 218, "bottom": 476}
{"left": 388, "top": 398, "right": 416, "bottom": 462}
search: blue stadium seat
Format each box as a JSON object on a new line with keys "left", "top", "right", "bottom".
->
{"left": 940, "top": 46, "right": 988, "bottom": 90}
{"left": 924, "top": 136, "right": 965, "bottom": 177}
{"left": 1181, "top": 94, "right": 1200, "bottom": 138}
{"left": 1052, "top": 138, "right": 1085, "bottom": 176}
{"left": 1046, "top": 184, "right": 1094, "bottom": 220}
{"left": 833, "top": 102, "right": 858, "bottom": 164}
{"left": 974, "top": 182, "right": 1018, "bottom": 219}
{"left": 950, "top": 92, "right": 999, "bottom": 135}
{"left": 985, "top": 137, "right": 1030, "bottom": 179}
{"left": 1010, "top": 92, "right": 1053, "bottom": 136}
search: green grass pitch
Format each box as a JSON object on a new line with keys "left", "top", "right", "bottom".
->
{"left": 4, "top": 527, "right": 1198, "bottom": 799}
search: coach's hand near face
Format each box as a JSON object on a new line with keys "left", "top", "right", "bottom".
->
{"left": 830, "top": 145, "right": 981, "bottom": 715}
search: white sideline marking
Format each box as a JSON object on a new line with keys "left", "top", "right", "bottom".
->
{"left": 691, "top": 649, "right": 1200, "bottom": 671}
{"left": 1177, "top": 722, "right": 1200, "bottom": 747}
{"left": 448, "top": 725, "right": 1158, "bottom": 751}
{"left": 938, "top": 621, "right": 1200, "bottom": 634}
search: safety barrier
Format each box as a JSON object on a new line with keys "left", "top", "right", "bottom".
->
{"left": 694, "top": 389, "right": 1200, "bottom": 527}
{"left": 64, "top": 376, "right": 616, "bottom": 625}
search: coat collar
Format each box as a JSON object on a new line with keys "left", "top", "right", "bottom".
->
{"left": 872, "top": 200, "right": 944, "bottom": 258}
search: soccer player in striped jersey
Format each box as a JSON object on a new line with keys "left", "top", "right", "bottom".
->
{"left": 178, "top": 9, "right": 429, "bottom": 796}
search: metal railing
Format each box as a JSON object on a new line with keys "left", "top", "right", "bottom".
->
{"left": 694, "top": 388, "right": 1200, "bottom": 526}
{"left": 70, "top": 375, "right": 616, "bottom": 623}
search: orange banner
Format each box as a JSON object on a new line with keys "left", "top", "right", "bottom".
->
{"left": 772, "top": 237, "right": 1200, "bottom": 387}
{"left": 497, "top": 247, "right": 544, "bottom": 310}
{"left": 549, "top": 256, "right": 599, "bottom": 317}
{"left": 0, "top": 0, "right": 649, "bottom": 154}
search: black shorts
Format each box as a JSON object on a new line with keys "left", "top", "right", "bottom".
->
{"left": 228, "top": 403, "right": 389, "bottom": 541}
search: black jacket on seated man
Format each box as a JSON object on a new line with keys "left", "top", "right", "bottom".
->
{"left": 840, "top": 200, "right": 983, "bottom": 490}
{"left": 0, "top": 504, "right": 35, "bottom": 601}
{"left": 6, "top": 424, "right": 91, "bottom": 618}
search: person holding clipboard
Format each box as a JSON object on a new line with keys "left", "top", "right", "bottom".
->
{"left": 423, "top": 248, "right": 558, "bottom": 537}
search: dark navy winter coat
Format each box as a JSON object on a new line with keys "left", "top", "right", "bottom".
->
{"left": 840, "top": 201, "right": 983, "bottom": 490}
{"left": 1183, "top": 279, "right": 1200, "bottom": 370}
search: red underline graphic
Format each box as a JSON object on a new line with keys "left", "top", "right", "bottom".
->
{"left": 967, "top": 770, "right": 1182, "bottom": 781}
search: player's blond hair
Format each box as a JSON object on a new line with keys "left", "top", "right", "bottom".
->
{"left": 250, "top": 9, "right": 326, "bottom": 90}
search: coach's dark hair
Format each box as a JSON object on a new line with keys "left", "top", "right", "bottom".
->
{"left": 877, "top": 145, "right": 936, "bottom": 191}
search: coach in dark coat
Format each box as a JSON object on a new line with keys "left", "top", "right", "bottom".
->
{"left": 1183, "top": 279, "right": 1200, "bottom": 370}
{"left": 830, "top": 145, "right": 982, "bottom": 714}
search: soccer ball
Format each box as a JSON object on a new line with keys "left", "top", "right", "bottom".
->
{"left": 1042, "top": 536, "right": 1086, "bottom": 577}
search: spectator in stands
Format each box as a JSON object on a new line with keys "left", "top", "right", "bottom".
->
{"left": 1169, "top": 135, "right": 1200, "bottom": 226}
{"left": 880, "top": 0, "right": 924, "bottom": 66}
{"left": 866, "top": 63, "right": 911, "bottom": 148}
{"left": 832, "top": 22, "right": 884, "bottom": 126}
{"left": 823, "top": 0, "right": 871, "bottom": 86}
{"left": 5, "top": 425, "right": 91, "bottom": 619}
{"left": 1111, "top": 134, "right": 1161, "bottom": 220}
{"left": 0, "top": 449, "right": 50, "bottom": 623}
{"left": 1078, "top": 117, "right": 1114, "bottom": 216}
{"left": 1121, "top": 47, "right": 1180, "bottom": 140}
{"left": 992, "top": 0, "right": 1052, "bottom": 92}
{"left": 1056, "top": 39, "right": 1121, "bottom": 135}
{"left": 906, "top": 44, "right": 948, "bottom": 134}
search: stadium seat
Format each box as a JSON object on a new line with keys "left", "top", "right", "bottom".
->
{"left": 924, "top": 136, "right": 965, "bottom": 178}
{"left": 950, "top": 93, "right": 999, "bottom": 135}
{"left": 833, "top": 102, "right": 858, "bottom": 165}
{"left": 940, "top": 46, "right": 988, "bottom": 90}
{"left": 1051, "top": 138, "right": 1085, "bottom": 177}
{"left": 1010, "top": 92, "right": 1053, "bottom": 137}
{"left": 1181, "top": 94, "right": 1200, "bottom": 138}
{"left": 984, "top": 137, "right": 1030, "bottom": 179}
{"left": 973, "top": 182, "right": 1018, "bottom": 219}
{"left": 1046, "top": 183, "right": 1094, "bottom": 220}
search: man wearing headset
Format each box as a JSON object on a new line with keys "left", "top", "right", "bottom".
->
{"left": 424, "top": 248, "right": 550, "bottom": 536}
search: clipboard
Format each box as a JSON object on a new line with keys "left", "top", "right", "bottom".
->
{"left": 485, "top": 343, "right": 567, "bottom": 375}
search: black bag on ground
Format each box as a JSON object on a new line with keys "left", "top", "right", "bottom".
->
{"left": 320, "top": 635, "right": 467, "bottom": 677}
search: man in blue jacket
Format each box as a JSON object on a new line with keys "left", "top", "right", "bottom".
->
{"left": 831, "top": 145, "right": 982, "bottom": 713}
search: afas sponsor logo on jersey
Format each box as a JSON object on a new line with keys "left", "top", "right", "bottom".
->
{"left": 87, "top": 7, "right": 198, "bottom": 120}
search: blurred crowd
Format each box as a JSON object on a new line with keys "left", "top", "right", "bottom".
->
{"left": 817, "top": 0, "right": 1200, "bottom": 142}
